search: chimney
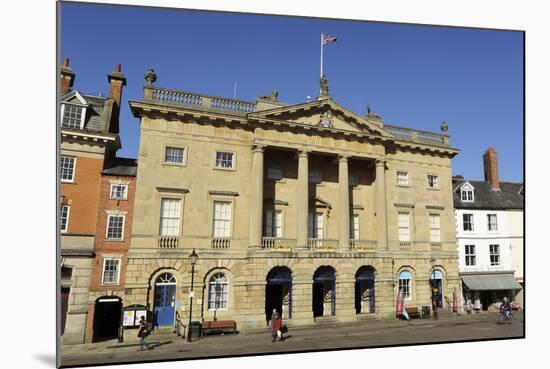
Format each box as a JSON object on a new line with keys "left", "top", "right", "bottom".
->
{"left": 483, "top": 147, "right": 500, "bottom": 190}
{"left": 107, "top": 63, "right": 127, "bottom": 108}
{"left": 60, "top": 58, "right": 75, "bottom": 95}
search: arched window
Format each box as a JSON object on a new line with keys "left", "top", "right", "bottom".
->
{"left": 208, "top": 273, "right": 229, "bottom": 310}
{"left": 399, "top": 271, "right": 412, "bottom": 300}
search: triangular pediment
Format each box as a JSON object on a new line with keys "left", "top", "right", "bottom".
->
{"left": 61, "top": 90, "right": 88, "bottom": 105}
{"left": 249, "top": 98, "right": 394, "bottom": 138}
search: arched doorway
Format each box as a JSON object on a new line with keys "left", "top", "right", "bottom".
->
{"left": 265, "top": 267, "right": 292, "bottom": 324}
{"left": 93, "top": 296, "right": 122, "bottom": 341}
{"left": 355, "top": 266, "right": 375, "bottom": 314}
{"left": 430, "top": 270, "right": 443, "bottom": 308}
{"left": 312, "top": 266, "right": 336, "bottom": 318}
{"left": 153, "top": 273, "right": 177, "bottom": 326}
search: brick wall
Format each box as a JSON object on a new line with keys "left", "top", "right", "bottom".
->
{"left": 89, "top": 173, "right": 136, "bottom": 292}
{"left": 61, "top": 156, "right": 104, "bottom": 235}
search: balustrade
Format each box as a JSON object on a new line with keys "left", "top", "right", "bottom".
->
{"left": 262, "top": 237, "right": 296, "bottom": 250}
{"left": 350, "top": 239, "right": 377, "bottom": 251}
{"left": 148, "top": 86, "right": 256, "bottom": 114}
{"left": 211, "top": 237, "right": 231, "bottom": 249}
{"left": 385, "top": 124, "right": 450, "bottom": 147}
{"left": 158, "top": 236, "right": 179, "bottom": 249}
{"left": 308, "top": 238, "right": 338, "bottom": 250}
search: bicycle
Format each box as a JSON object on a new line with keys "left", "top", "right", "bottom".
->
{"left": 497, "top": 309, "right": 513, "bottom": 324}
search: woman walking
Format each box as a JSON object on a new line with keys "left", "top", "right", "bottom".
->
{"left": 270, "top": 308, "right": 283, "bottom": 342}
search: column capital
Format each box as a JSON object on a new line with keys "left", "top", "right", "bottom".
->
{"left": 375, "top": 159, "right": 386, "bottom": 167}
{"left": 338, "top": 154, "right": 350, "bottom": 162}
{"left": 252, "top": 144, "right": 266, "bottom": 153}
{"left": 297, "top": 150, "right": 310, "bottom": 158}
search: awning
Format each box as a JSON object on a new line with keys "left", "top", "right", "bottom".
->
{"left": 461, "top": 273, "right": 523, "bottom": 291}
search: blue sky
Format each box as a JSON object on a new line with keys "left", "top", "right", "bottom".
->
{"left": 60, "top": 3, "right": 524, "bottom": 182}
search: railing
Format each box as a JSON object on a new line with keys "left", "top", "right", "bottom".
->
{"left": 385, "top": 124, "right": 450, "bottom": 147}
{"left": 174, "top": 311, "right": 186, "bottom": 338}
{"left": 211, "top": 237, "right": 231, "bottom": 249}
{"left": 262, "top": 237, "right": 296, "bottom": 250}
{"left": 399, "top": 241, "right": 412, "bottom": 249}
{"left": 350, "top": 239, "right": 377, "bottom": 251}
{"left": 308, "top": 238, "right": 338, "bottom": 250}
{"left": 158, "top": 236, "right": 179, "bottom": 249}
{"left": 147, "top": 86, "right": 256, "bottom": 115}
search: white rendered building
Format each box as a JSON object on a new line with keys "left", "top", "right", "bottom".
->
{"left": 453, "top": 148, "right": 523, "bottom": 310}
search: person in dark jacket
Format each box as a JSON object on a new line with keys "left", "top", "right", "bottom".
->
{"left": 137, "top": 316, "right": 151, "bottom": 351}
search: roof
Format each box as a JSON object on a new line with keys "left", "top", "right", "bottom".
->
{"left": 102, "top": 157, "right": 137, "bottom": 176}
{"left": 453, "top": 178, "right": 523, "bottom": 210}
{"left": 61, "top": 90, "right": 117, "bottom": 134}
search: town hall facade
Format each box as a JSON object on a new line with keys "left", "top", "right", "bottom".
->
{"left": 124, "top": 70, "right": 461, "bottom": 330}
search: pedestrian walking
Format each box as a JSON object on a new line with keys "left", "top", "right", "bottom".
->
{"left": 270, "top": 308, "right": 283, "bottom": 342}
{"left": 137, "top": 315, "right": 151, "bottom": 351}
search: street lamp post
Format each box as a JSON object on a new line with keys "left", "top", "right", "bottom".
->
{"left": 187, "top": 249, "right": 198, "bottom": 343}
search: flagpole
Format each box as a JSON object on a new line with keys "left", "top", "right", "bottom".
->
{"left": 320, "top": 33, "right": 323, "bottom": 78}
{"left": 320, "top": 33, "right": 323, "bottom": 93}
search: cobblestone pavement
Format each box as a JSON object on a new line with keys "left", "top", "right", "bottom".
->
{"left": 60, "top": 311, "right": 524, "bottom": 367}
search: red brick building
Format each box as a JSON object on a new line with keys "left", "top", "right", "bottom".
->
{"left": 59, "top": 59, "right": 127, "bottom": 344}
{"left": 84, "top": 158, "right": 137, "bottom": 343}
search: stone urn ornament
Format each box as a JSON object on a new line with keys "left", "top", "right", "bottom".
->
{"left": 440, "top": 121, "right": 448, "bottom": 133}
{"left": 144, "top": 69, "right": 157, "bottom": 85}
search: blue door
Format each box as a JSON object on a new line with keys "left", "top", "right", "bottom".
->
{"left": 153, "top": 273, "right": 177, "bottom": 326}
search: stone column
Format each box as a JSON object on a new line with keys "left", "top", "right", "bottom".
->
{"left": 375, "top": 159, "right": 388, "bottom": 249}
{"left": 338, "top": 155, "right": 350, "bottom": 250}
{"left": 249, "top": 145, "right": 265, "bottom": 248}
{"left": 297, "top": 150, "right": 309, "bottom": 249}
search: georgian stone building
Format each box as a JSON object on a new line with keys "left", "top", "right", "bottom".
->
{"left": 124, "top": 71, "right": 461, "bottom": 330}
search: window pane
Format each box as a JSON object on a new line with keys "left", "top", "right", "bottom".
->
{"left": 397, "top": 171, "right": 408, "bottom": 185}
{"left": 160, "top": 199, "right": 181, "bottom": 236}
{"left": 110, "top": 184, "right": 128, "bottom": 199}
{"left": 398, "top": 212, "right": 410, "bottom": 241}
{"left": 103, "top": 259, "right": 120, "bottom": 284}
{"left": 60, "top": 156, "right": 75, "bottom": 181}
{"left": 60, "top": 205, "right": 69, "bottom": 232}
{"left": 61, "top": 104, "right": 83, "bottom": 129}
{"left": 216, "top": 152, "right": 234, "bottom": 168}
{"left": 165, "top": 147, "right": 185, "bottom": 163}
{"left": 107, "top": 215, "right": 124, "bottom": 239}
{"left": 208, "top": 273, "right": 228, "bottom": 309}
{"left": 213, "top": 201, "right": 231, "bottom": 237}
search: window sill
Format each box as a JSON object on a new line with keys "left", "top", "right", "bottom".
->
{"left": 110, "top": 197, "right": 128, "bottom": 201}
{"left": 105, "top": 239, "right": 125, "bottom": 242}
{"left": 213, "top": 166, "right": 236, "bottom": 172}
{"left": 396, "top": 184, "right": 410, "bottom": 188}
{"left": 427, "top": 187, "right": 440, "bottom": 191}
{"left": 101, "top": 283, "right": 120, "bottom": 286}
{"left": 61, "top": 180, "right": 76, "bottom": 184}
{"left": 162, "top": 161, "right": 187, "bottom": 167}
{"left": 207, "top": 308, "right": 228, "bottom": 311}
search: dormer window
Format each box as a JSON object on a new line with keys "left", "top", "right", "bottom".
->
{"left": 61, "top": 103, "right": 86, "bottom": 129}
{"left": 459, "top": 182, "right": 475, "bottom": 202}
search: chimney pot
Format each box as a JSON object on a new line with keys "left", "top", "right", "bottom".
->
{"left": 483, "top": 147, "right": 500, "bottom": 190}
{"left": 60, "top": 57, "right": 75, "bottom": 95}
{"left": 115, "top": 63, "right": 121, "bottom": 72}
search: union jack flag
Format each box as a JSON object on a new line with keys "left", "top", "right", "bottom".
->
{"left": 322, "top": 33, "right": 337, "bottom": 45}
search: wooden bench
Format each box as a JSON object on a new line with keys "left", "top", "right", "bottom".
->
{"left": 201, "top": 320, "right": 237, "bottom": 336}
{"left": 406, "top": 307, "right": 421, "bottom": 319}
